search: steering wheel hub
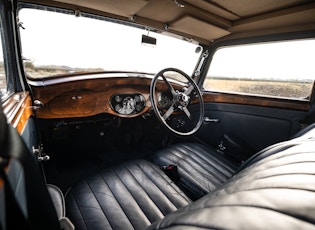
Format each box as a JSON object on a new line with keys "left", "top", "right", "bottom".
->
{"left": 176, "top": 92, "right": 190, "bottom": 107}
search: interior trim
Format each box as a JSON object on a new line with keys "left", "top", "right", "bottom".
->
{"left": 202, "top": 91, "right": 310, "bottom": 111}
{"left": 2, "top": 92, "right": 33, "bottom": 134}
{"left": 170, "top": 15, "right": 230, "bottom": 40}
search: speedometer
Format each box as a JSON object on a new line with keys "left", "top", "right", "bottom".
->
{"left": 121, "top": 97, "right": 135, "bottom": 114}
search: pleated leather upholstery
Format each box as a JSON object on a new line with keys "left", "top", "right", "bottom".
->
{"left": 148, "top": 139, "right": 315, "bottom": 230}
{"left": 154, "top": 142, "right": 239, "bottom": 198}
{"left": 66, "top": 160, "right": 191, "bottom": 230}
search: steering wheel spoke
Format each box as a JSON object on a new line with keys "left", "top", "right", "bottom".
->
{"left": 162, "top": 104, "right": 175, "bottom": 120}
{"left": 182, "top": 106, "right": 192, "bottom": 120}
{"left": 161, "top": 74, "right": 176, "bottom": 95}
{"left": 184, "top": 84, "right": 195, "bottom": 96}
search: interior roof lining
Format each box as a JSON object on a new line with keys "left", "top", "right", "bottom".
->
{"left": 19, "top": 0, "right": 315, "bottom": 45}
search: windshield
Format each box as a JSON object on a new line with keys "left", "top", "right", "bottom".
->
{"left": 18, "top": 6, "right": 201, "bottom": 79}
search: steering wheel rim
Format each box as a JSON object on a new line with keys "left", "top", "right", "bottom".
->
{"left": 150, "top": 68, "right": 204, "bottom": 136}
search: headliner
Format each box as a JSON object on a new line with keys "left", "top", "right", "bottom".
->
{"left": 21, "top": 0, "right": 315, "bottom": 44}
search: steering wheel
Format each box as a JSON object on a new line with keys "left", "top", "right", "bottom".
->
{"left": 150, "top": 68, "right": 204, "bottom": 136}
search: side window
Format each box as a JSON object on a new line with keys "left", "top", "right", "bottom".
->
{"left": 204, "top": 39, "right": 315, "bottom": 100}
{"left": 0, "top": 20, "right": 7, "bottom": 100}
{"left": 0, "top": 28, "right": 7, "bottom": 98}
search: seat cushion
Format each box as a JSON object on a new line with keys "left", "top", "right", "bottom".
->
{"left": 154, "top": 142, "right": 238, "bottom": 198}
{"left": 65, "top": 159, "right": 191, "bottom": 230}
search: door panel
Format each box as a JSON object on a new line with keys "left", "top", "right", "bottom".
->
{"left": 20, "top": 117, "right": 39, "bottom": 152}
{"left": 192, "top": 100, "right": 306, "bottom": 156}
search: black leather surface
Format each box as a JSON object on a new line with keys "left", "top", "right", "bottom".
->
{"left": 47, "top": 184, "right": 65, "bottom": 219}
{"left": 65, "top": 160, "right": 191, "bottom": 230}
{"left": 147, "top": 139, "right": 315, "bottom": 230}
{"left": 0, "top": 104, "right": 61, "bottom": 230}
{"left": 154, "top": 142, "right": 238, "bottom": 198}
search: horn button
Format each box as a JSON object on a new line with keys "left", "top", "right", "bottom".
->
{"left": 176, "top": 92, "right": 190, "bottom": 107}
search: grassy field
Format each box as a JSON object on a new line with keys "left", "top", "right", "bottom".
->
{"left": 1, "top": 62, "right": 313, "bottom": 101}
{"left": 0, "top": 64, "right": 5, "bottom": 90}
{"left": 204, "top": 78, "right": 313, "bottom": 99}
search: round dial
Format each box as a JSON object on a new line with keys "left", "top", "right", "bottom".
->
{"left": 115, "top": 95, "right": 122, "bottom": 102}
{"left": 115, "top": 104, "right": 122, "bottom": 113}
{"left": 121, "top": 97, "right": 135, "bottom": 114}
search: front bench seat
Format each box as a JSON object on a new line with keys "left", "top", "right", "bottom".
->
{"left": 153, "top": 125, "right": 315, "bottom": 199}
{"left": 154, "top": 142, "right": 239, "bottom": 198}
{"left": 65, "top": 160, "right": 191, "bottom": 230}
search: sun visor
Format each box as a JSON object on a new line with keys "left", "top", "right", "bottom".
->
{"left": 170, "top": 15, "right": 230, "bottom": 40}
{"left": 53, "top": 0, "right": 149, "bottom": 17}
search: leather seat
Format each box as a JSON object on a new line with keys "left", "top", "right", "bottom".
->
{"left": 153, "top": 125, "right": 315, "bottom": 200}
{"left": 154, "top": 142, "right": 239, "bottom": 199}
{"left": 65, "top": 160, "right": 191, "bottom": 230}
{"left": 65, "top": 134, "right": 315, "bottom": 230}
{"left": 0, "top": 105, "right": 69, "bottom": 230}
{"left": 147, "top": 139, "right": 315, "bottom": 229}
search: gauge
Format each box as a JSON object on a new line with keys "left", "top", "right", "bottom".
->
{"left": 115, "top": 95, "right": 122, "bottom": 102}
{"left": 135, "top": 95, "right": 140, "bottom": 102}
{"left": 115, "top": 104, "right": 122, "bottom": 113}
{"left": 135, "top": 95, "right": 145, "bottom": 112}
{"left": 121, "top": 97, "right": 135, "bottom": 114}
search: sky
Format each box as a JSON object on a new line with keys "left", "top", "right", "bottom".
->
{"left": 208, "top": 40, "right": 315, "bottom": 80}
{"left": 18, "top": 8, "right": 200, "bottom": 75}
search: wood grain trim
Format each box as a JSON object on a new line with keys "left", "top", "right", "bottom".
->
{"left": 203, "top": 91, "right": 310, "bottom": 111}
{"left": 37, "top": 87, "right": 152, "bottom": 119}
{"left": 2, "top": 92, "right": 34, "bottom": 134}
{"left": 31, "top": 77, "right": 154, "bottom": 103}
{"left": 31, "top": 77, "right": 172, "bottom": 119}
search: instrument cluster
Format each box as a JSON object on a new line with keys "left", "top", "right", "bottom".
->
{"left": 110, "top": 94, "right": 146, "bottom": 115}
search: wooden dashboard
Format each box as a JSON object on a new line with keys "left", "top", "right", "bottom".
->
{"left": 29, "top": 75, "right": 170, "bottom": 119}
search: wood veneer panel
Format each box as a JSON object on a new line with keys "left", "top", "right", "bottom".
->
{"left": 31, "top": 77, "right": 175, "bottom": 118}
{"left": 203, "top": 91, "right": 309, "bottom": 111}
{"left": 2, "top": 92, "right": 34, "bottom": 134}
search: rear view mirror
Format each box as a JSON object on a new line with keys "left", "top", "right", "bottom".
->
{"left": 141, "top": 34, "right": 156, "bottom": 47}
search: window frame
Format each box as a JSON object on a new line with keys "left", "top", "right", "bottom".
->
{"left": 0, "top": 0, "right": 28, "bottom": 103}
{"left": 200, "top": 32, "right": 315, "bottom": 103}
{"left": 0, "top": 6, "right": 11, "bottom": 101}
{"left": 203, "top": 39, "right": 315, "bottom": 101}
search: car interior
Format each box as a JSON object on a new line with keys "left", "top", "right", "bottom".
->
{"left": 1, "top": 0, "right": 315, "bottom": 229}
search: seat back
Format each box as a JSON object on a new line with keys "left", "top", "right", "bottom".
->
{"left": 0, "top": 105, "right": 60, "bottom": 230}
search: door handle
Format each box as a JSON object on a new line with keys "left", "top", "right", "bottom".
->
{"left": 204, "top": 117, "right": 219, "bottom": 123}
